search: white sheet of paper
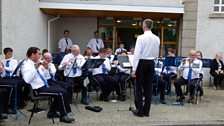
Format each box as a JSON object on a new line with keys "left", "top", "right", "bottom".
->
{"left": 128, "top": 55, "right": 134, "bottom": 66}
{"left": 123, "top": 62, "right": 132, "bottom": 67}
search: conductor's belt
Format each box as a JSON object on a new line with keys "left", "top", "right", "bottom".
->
{"left": 140, "top": 57, "right": 156, "bottom": 60}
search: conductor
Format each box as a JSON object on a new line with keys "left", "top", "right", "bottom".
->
{"left": 131, "top": 19, "right": 160, "bottom": 117}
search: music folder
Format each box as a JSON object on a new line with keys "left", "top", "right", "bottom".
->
{"left": 117, "top": 55, "right": 132, "bottom": 68}
{"left": 81, "top": 58, "right": 105, "bottom": 70}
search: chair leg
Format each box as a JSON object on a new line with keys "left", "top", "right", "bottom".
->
{"left": 28, "top": 102, "right": 37, "bottom": 124}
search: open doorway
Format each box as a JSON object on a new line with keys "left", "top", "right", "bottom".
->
{"left": 117, "top": 28, "right": 143, "bottom": 51}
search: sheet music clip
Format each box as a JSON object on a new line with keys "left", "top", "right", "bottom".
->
{"left": 117, "top": 55, "right": 132, "bottom": 68}
{"left": 81, "top": 58, "right": 105, "bottom": 70}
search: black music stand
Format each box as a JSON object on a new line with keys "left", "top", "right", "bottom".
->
{"left": 8, "top": 59, "right": 27, "bottom": 120}
{"left": 117, "top": 55, "right": 134, "bottom": 111}
{"left": 82, "top": 58, "right": 105, "bottom": 112}
{"left": 162, "top": 57, "right": 175, "bottom": 96}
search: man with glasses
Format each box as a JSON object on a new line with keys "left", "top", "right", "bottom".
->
{"left": 174, "top": 49, "right": 202, "bottom": 103}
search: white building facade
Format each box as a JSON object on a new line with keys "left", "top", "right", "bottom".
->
{"left": 0, "top": 0, "right": 224, "bottom": 84}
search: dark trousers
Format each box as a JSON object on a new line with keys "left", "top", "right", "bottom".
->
{"left": 66, "top": 76, "right": 87, "bottom": 98}
{"left": 0, "top": 77, "right": 28, "bottom": 108}
{"left": 48, "top": 79, "right": 73, "bottom": 100}
{"left": 162, "top": 73, "right": 177, "bottom": 92}
{"left": 114, "top": 73, "right": 130, "bottom": 96}
{"left": 94, "top": 74, "right": 116, "bottom": 100}
{"left": 174, "top": 77, "right": 199, "bottom": 98}
{"left": 153, "top": 77, "right": 166, "bottom": 100}
{"left": 37, "top": 85, "right": 71, "bottom": 116}
{"left": 0, "top": 88, "right": 9, "bottom": 114}
{"left": 210, "top": 71, "right": 224, "bottom": 86}
{"left": 135, "top": 60, "right": 154, "bottom": 115}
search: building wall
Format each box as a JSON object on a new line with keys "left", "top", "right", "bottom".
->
{"left": 181, "top": 0, "right": 198, "bottom": 57}
{"left": 196, "top": 0, "right": 224, "bottom": 84}
{"left": 196, "top": 0, "right": 224, "bottom": 59}
{"left": 1, "top": 0, "right": 49, "bottom": 60}
{"left": 57, "top": 17, "right": 97, "bottom": 54}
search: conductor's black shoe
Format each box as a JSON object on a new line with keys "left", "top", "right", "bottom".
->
{"left": 176, "top": 96, "right": 185, "bottom": 102}
{"left": 47, "top": 111, "right": 60, "bottom": 118}
{"left": 60, "top": 115, "right": 73, "bottom": 123}
{"left": 144, "top": 113, "right": 149, "bottom": 117}
{"left": 132, "top": 110, "right": 143, "bottom": 117}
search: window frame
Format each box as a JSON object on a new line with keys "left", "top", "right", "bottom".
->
{"left": 213, "top": 0, "right": 224, "bottom": 13}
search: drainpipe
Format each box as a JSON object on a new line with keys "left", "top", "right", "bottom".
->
{"left": 48, "top": 15, "right": 60, "bottom": 52}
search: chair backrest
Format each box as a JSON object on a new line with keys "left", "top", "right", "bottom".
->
{"left": 11, "top": 59, "right": 26, "bottom": 78}
{"left": 201, "top": 58, "right": 212, "bottom": 68}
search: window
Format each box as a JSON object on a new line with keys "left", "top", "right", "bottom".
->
{"left": 214, "top": 0, "right": 224, "bottom": 13}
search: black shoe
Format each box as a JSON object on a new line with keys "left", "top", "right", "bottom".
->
{"left": 176, "top": 96, "right": 185, "bottom": 102}
{"left": 120, "top": 95, "right": 126, "bottom": 101}
{"left": 81, "top": 97, "right": 89, "bottom": 105}
{"left": 132, "top": 110, "right": 143, "bottom": 117}
{"left": 0, "top": 115, "right": 8, "bottom": 119}
{"left": 47, "top": 111, "right": 60, "bottom": 118}
{"left": 160, "top": 99, "right": 167, "bottom": 104}
{"left": 144, "top": 113, "right": 149, "bottom": 117}
{"left": 60, "top": 116, "right": 73, "bottom": 123}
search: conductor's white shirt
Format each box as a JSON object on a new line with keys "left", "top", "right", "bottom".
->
{"left": 87, "top": 38, "right": 104, "bottom": 53}
{"left": 132, "top": 31, "right": 160, "bottom": 71}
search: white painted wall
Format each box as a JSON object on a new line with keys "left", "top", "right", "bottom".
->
{"left": 196, "top": 0, "right": 224, "bottom": 59}
{"left": 196, "top": 0, "right": 224, "bottom": 84}
{"left": 57, "top": 17, "right": 97, "bottom": 54}
{"left": 2, "top": 0, "right": 49, "bottom": 60}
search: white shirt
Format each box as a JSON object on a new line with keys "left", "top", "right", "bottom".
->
{"left": 132, "top": 31, "right": 160, "bottom": 71}
{"left": 163, "top": 66, "right": 177, "bottom": 74}
{"left": 87, "top": 38, "right": 104, "bottom": 53}
{"left": 92, "top": 56, "right": 111, "bottom": 76}
{"left": 38, "top": 63, "right": 56, "bottom": 80}
{"left": 2, "top": 58, "right": 18, "bottom": 77}
{"left": 58, "top": 37, "right": 73, "bottom": 52}
{"left": 117, "top": 65, "right": 131, "bottom": 74}
{"left": 115, "top": 48, "right": 127, "bottom": 55}
{"left": 21, "top": 59, "right": 45, "bottom": 90}
{"left": 108, "top": 55, "right": 115, "bottom": 63}
{"left": 178, "top": 58, "right": 202, "bottom": 80}
{"left": 154, "top": 60, "right": 163, "bottom": 76}
{"left": 58, "top": 53, "right": 85, "bottom": 77}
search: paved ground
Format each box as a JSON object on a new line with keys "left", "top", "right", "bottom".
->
{"left": 2, "top": 85, "right": 224, "bottom": 126}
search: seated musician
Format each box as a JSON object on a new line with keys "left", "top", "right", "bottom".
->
{"left": 174, "top": 49, "right": 202, "bottom": 103}
{"left": 106, "top": 47, "right": 116, "bottom": 63}
{"left": 58, "top": 45, "right": 89, "bottom": 105}
{"left": 114, "top": 50, "right": 130, "bottom": 101}
{"left": 115, "top": 43, "right": 127, "bottom": 55}
{"left": 162, "top": 48, "right": 177, "bottom": 94}
{"left": 91, "top": 48, "right": 117, "bottom": 102}
{"left": 210, "top": 52, "right": 224, "bottom": 90}
{"left": 39, "top": 52, "right": 73, "bottom": 104}
{"left": 1, "top": 47, "right": 27, "bottom": 108}
{"left": 21, "top": 47, "right": 74, "bottom": 123}
{"left": 153, "top": 59, "right": 167, "bottom": 104}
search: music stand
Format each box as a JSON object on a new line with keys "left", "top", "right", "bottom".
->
{"left": 117, "top": 55, "right": 132, "bottom": 68}
{"left": 162, "top": 57, "right": 176, "bottom": 97}
{"left": 117, "top": 55, "right": 134, "bottom": 111}
{"left": 82, "top": 59, "right": 105, "bottom": 112}
{"left": 8, "top": 59, "right": 27, "bottom": 120}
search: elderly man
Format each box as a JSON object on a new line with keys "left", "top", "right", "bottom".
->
{"left": 58, "top": 45, "right": 89, "bottom": 105}
{"left": 174, "top": 49, "right": 202, "bottom": 103}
